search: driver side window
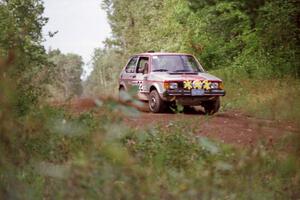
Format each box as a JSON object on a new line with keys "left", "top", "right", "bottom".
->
{"left": 136, "top": 57, "right": 149, "bottom": 74}
{"left": 125, "top": 57, "right": 138, "bottom": 73}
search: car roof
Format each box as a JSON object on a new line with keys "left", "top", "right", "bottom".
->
{"left": 134, "top": 52, "right": 193, "bottom": 57}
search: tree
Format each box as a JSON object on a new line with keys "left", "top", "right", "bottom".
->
{"left": 101, "top": 0, "right": 300, "bottom": 77}
{"left": 47, "top": 49, "right": 83, "bottom": 101}
{"left": 0, "top": 0, "right": 49, "bottom": 114}
{"left": 83, "top": 48, "right": 122, "bottom": 96}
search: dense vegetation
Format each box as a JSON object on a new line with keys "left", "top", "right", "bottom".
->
{"left": 0, "top": 0, "right": 48, "bottom": 115}
{"left": 1, "top": 0, "right": 300, "bottom": 199}
{"left": 0, "top": 0, "right": 83, "bottom": 111}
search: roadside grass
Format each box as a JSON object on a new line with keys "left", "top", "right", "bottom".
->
{"left": 1, "top": 100, "right": 299, "bottom": 199}
{"left": 214, "top": 69, "right": 300, "bottom": 122}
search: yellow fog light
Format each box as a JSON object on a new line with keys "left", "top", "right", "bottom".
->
{"left": 183, "top": 80, "right": 193, "bottom": 90}
{"left": 164, "top": 82, "right": 170, "bottom": 89}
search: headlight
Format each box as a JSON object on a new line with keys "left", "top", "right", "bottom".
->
{"left": 219, "top": 82, "right": 224, "bottom": 90}
{"left": 210, "top": 82, "right": 219, "bottom": 89}
{"left": 164, "top": 82, "right": 178, "bottom": 89}
{"left": 169, "top": 82, "right": 178, "bottom": 89}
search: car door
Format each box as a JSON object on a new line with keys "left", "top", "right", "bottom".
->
{"left": 135, "top": 56, "right": 150, "bottom": 100}
{"left": 121, "top": 56, "right": 138, "bottom": 91}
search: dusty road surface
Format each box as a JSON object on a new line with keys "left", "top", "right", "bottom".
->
{"left": 124, "top": 111, "right": 298, "bottom": 147}
{"left": 62, "top": 98, "right": 298, "bottom": 147}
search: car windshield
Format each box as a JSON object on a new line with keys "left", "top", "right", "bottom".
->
{"left": 152, "top": 55, "right": 204, "bottom": 73}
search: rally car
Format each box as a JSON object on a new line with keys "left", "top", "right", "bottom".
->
{"left": 119, "top": 52, "right": 225, "bottom": 114}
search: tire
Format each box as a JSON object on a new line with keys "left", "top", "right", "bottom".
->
{"left": 183, "top": 105, "right": 194, "bottom": 113}
{"left": 119, "top": 86, "right": 126, "bottom": 101}
{"left": 203, "top": 97, "right": 220, "bottom": 115}
{"left": 149, "top": 90, "right": 165, "bottom": 113}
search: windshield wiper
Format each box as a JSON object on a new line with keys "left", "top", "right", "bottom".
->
{"left": 153, "top": 69, "right": 168, "bottom": 72}
{"left": 173, "top": 69, "right": 194, "bottom": 73}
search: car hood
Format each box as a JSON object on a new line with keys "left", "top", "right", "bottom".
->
{"left": 150, "top": 72, "right": 222, "bottom": 82}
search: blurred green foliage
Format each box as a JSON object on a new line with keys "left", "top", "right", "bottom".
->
{"left": 1, "top": 100, "right": 299, "bottom": 199}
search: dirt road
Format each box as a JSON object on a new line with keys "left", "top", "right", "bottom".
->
{"left": 124, "top": 110, "right": 298, "bottom": 146}
{"left": 65, "top": 98, "right": 298, "bottom": 147}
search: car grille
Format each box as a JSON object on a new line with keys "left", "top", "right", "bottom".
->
{"left": 177, "top": 81, "right": 184, "bottom": 89}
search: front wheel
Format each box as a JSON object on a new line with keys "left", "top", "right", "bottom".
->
{"left": 119, "top": 86, "right": 126, "bottom": 101}
{"left": 149, "top": 90, "right": 165, "bottom": 113}
{"left": 203, "top": 97, "right": 220, "bottom": 115}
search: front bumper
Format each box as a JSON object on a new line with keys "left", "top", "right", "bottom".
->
{"left": 161, "top": 89, "right": 225, "bottom": 105}
{"left": 163, "top": 89, "right": 226, "bottom": 97}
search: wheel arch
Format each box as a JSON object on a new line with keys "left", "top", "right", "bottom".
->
{"left": 148, "top": 86, "right": 165, "bottom": 113}
{"left": 148, "top": 83, "right": 165, "bottom": 99}
{"left": 149, "top": 85, "right": 157, "bottom": 92}
{"left": 119, "top": 84, "right": 126, "bottom": 90}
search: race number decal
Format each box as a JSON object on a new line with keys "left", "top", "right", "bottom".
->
{"left": 138, "top": 81, "right": 143, "bottom": 91}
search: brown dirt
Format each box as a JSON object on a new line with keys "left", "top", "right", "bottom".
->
{"left": 124, "top": 111, "right": 298, "bottom": 147}
{"left": 58, "top": 98, "right": 299, "bottom": 147}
